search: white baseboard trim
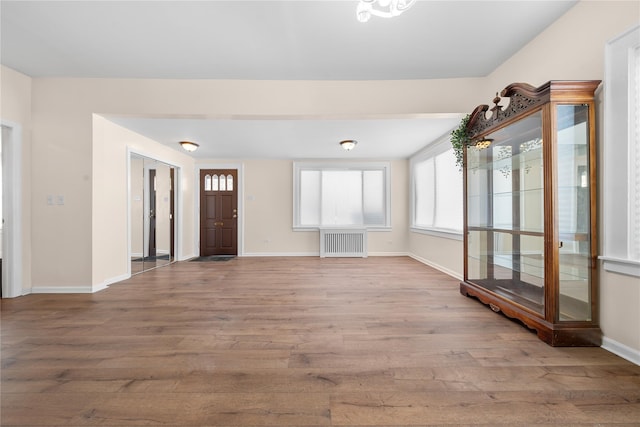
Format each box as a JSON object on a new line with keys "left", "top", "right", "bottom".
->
{"left": 408, "top": 253, "right": 463, "bottom": 281}
{"left": 94, "top": 273, "right": 130, "bottom": 292}
{"left": 241, "top": 252, "right": 319, "bottom": 257}
{"left": 602, "top": 336, "right": 640, "bottom": 366}
{"left": 241, "top": 252, "right": 411, "bottom": 258}
{"left": 369, "top": 251, "right": 408, "bottom": 257}
{"left": 32, "top": 274, "right": 133, "bottom": 295}
{"left": 30, "top": 286, "right": 94, "bottom": 294}
{"left": 131, "top": 252, "right": 143, "bottom": 258}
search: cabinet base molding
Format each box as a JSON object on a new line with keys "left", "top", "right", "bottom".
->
{"left": 461, "top": 281, "right": 602, "bottom": 347}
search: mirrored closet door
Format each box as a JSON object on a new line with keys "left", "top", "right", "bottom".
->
{"left": 131, "top": 153, "right": 176, "bottom": 274}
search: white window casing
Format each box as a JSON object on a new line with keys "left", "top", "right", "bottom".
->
{"left": 601, "top": 24, "right": 640, "bottom": 277}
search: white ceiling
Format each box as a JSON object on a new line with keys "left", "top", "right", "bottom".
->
{"left": 1, "top": 0, "right": 577, "bottom": 158}
{"left": 107, "top": 114, "right": 463, "bottom": 159}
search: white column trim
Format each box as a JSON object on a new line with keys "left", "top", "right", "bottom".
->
{"left": 1, "top": 121, "right": 24, "bottom": 298}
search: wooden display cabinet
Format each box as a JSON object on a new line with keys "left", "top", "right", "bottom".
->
{"left": 460, "top": 81, "right": 602, "bottom": 346}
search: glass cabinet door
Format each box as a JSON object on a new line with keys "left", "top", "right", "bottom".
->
{"left": 556, "top": 104, "right": 592, "bottom": 321}
{"left": 466, "top": 111, "right": 545, "bottom": 315}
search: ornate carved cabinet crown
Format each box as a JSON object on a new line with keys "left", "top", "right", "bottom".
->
{"left": 460, "top": 80, "right": 602, "bottom": 346}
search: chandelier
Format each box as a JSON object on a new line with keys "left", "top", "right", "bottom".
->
{"left": 356, "top": 0, "right": 417, "bottom": 22}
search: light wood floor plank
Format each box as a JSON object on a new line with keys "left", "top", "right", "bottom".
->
{"left": 2, "top": 256, "right": 639, "bottom": 425}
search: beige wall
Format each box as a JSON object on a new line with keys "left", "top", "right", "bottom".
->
{"left": 242, "top": 159, "right": 316, "bottom": 255}
{"left": 92, "top": 116, "right": 195, "bottom": 289}
{"left": 31, "top": 79, "right": 94, "bottom": 289}
{"left": 409, "top": 233, "right": 463, "bottom": 279}
{"left": 236, "top": 158, "right": 408, "bottom": 256}
{"left": 370, "top": 159, "right": 409, "bottom": 256}
{"left": 483, "top": 1, "right": 639, "bottom": 99}
{"left": 0, "top": 65, "right": 33, "bottom": 293}
{"left": 599, "top": 271, "right": 640, "bottom": 351}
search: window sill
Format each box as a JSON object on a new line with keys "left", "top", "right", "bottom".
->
{"left": 599, "top": 256, "right": 640, "bottom": 278}
{"left": 410, "top": 227, "right": 463, "bottom": 241}
{"left": 293, "top": 226, "right": 392, "bottom": 232}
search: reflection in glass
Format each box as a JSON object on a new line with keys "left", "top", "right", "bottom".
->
{"left": 130, "top": 154, "right": 176, "bottom": 275}
{"left": 204, "top": 174, "right": 212, "bottom": 191}
{"left": 557, "top": 104, "right": 592, "bottom": 321}
{"left": 227, "top": 174, "right": 234, "bottom": 191}
{"left": 212, "top": 174, "right": 219, "bottom": 191}
{"left": 219, "top": 174, "right": 226, "bottom": 191}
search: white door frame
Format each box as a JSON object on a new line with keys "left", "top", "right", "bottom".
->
{"left": 1, "top": 121, "right": 24, "bottom": 298}
{"left": 127, "top": 147, "right": 184, "bottom": 277}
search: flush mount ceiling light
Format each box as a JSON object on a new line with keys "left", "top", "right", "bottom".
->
{"left": 179, "top": 141, "right": 199, "bottom": 152}
{"left": 340, "top": 139, "right": 358, "bottom": 151}
{"left": 356, "top": 0, "right": 417, "bottom": 22}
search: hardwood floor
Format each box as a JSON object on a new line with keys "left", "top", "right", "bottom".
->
{"left": 2, "top": 256, "right": 639, "bottom": 426}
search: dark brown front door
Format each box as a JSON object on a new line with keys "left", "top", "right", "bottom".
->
{"left": 200, "top": 169, "right": 238, "bottom": 256}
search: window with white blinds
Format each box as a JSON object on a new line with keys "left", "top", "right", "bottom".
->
{"left": 602, "top": 24, "right": 640, "bottom": 277}
{"left": 293, "top": 162, "right": 390, "bottom": 229}
{"left": 410, "top": 133, "right": 463, "bottom": 237}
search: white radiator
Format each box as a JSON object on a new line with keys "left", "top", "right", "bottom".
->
{"left": 320, "top": 228, "right": 368, "bottom": 258}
